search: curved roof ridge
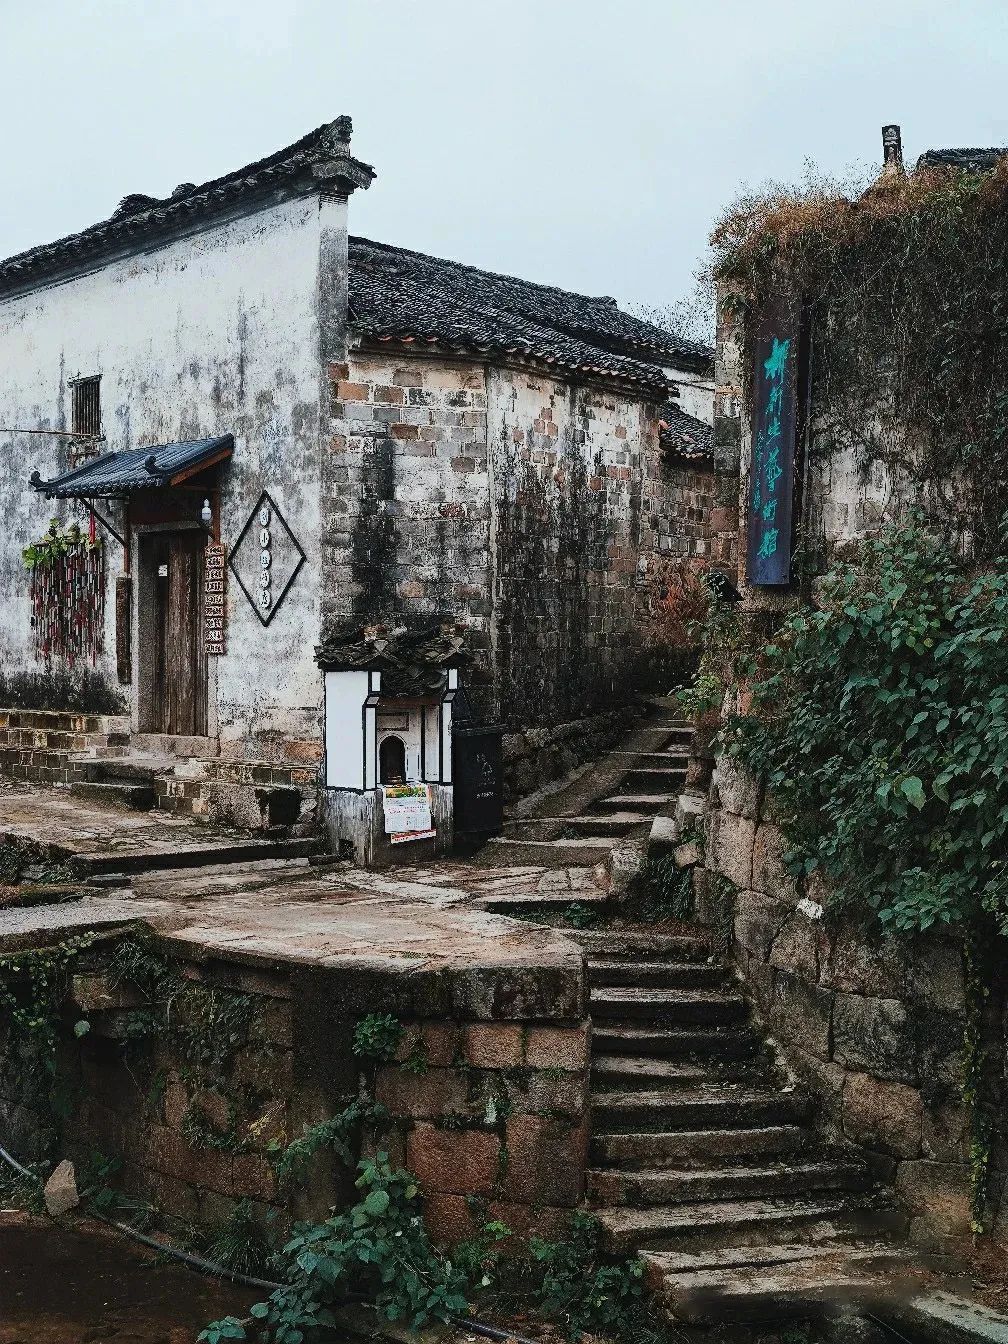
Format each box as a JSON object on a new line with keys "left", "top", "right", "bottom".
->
{"left": 0, "top": 119, "right": 374, "bottom": 296}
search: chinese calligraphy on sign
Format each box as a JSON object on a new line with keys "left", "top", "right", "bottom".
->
{"left": 746, "top": 308, "right": 802, "bottom": 587}
{"left": 204, "top": 542, "right": 227, "bottom": 656}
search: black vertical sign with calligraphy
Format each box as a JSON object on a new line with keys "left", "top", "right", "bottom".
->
{"left": 746, "top": 301, "right": 806, "bottom": 587}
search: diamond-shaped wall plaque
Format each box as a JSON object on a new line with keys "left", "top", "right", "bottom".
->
{"left": 229, "top": 491, "right": 306, "bottom": 627}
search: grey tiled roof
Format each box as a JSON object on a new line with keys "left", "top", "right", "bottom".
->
{"left": 0, "top": 120, "right": 374, "bottom": 298}
{"left": 659, "top": 403, "right": 715, "bottom": 465}
{"left": 915, "top": 147, "right": 1008, "bottom": 173}
{"left": 348, "top": 237, "right": 711, "bottom": 395}
{"left": 316, "top": 618, "right": 468, "bottom": 697}
{"left": 31, "top": 436, "right": 233, "bottom": 498}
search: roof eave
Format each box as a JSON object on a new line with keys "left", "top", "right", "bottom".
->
{"left": 352, "top": 327, "right": 669, "bottom": 400}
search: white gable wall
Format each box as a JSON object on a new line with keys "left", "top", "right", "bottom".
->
{"left": 0, "top": 192, "right": 344, "bottom": 750}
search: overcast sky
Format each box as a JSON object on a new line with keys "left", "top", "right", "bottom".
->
{"left": 2, "top": 0, "right": 1006, "bottom": 319}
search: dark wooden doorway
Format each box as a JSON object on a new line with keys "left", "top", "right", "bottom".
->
{"left": 148, "top": 531, "right": 207, "bottom": 736}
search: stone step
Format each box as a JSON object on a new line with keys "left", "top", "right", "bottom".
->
{"left": 591, "top": 1125, "right": 812, "bottom": 1170}
{"left": 588, "top": 1158, "right": 872, "bottom": 1208}
{"left": 590, "top": 1023, "right": 762, "bottom": 1060}
{"left": 479, "top": 836, "right": 614, "bottom": 869}
{"left": 566, "top": 929, "right": 714, "bottom": 960}
{"left": 590, "top": 960, "right": 727, "bottom": 990}
{"left": 609, "top": 751, "right": 692, "bottom": 766}
{"left": 645, "top": 1242, "right": 909, "bottom": 1324}
{"left": 591, "top": 1054, "right": 768, "bottom": 1090}
{"left": 592, "top": 793, "right": 678, "bottom": 815}
{"left": 621, "top": 768, "right": 688, "bottom": 794}
{"left": 68, "top": 780, "right": 156, "bottom": 811}
{"left": 130, "top": 732, "right": 220, "bottom": 758}
{"left": 596, "top": 1194, "right": 906, "bottom": 1254}
{"left": 591, "top": 1087, "right": 811, "bottom": 1134}
{"left": 476, "top": 890, "right": 610, "bottom": 916}
{"left": 561, "top": 814, "right": 653, "bottom": 838}
{"left": 76, "top": 835, "right": 322, "bottom": 877}
{"left": 70, "top": 755, "right": 176, "bottom": 784}
{"left": 589, "top": 986, "right": 747, "bottom": 1025}
{"left": 644, "top": 1238, "right": 902, "bottom": 1275}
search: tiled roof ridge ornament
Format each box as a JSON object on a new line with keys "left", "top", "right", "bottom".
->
{"left": 0, "top": 117, "right": 375, "bottom": 297}
{"left": 112, "top": 193, "right": 162, "bottom": 219}
{"left": 316, "top": 615, "right": 470, "bottom": 674}
{"left": 307, "top": 115, "right": 376, "bottom": 196}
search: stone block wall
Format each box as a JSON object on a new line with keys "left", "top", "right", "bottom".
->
{"left": 0, "top": 708, "right": 319, "bottom": 829}
{"left": 501, "top": 705, "right": 637, "bottom": 805}
{"left": 321, "top": 353, "right": 494, "bottom": 709}
{"left": 4, "top": 928, "right": 590, "bottom": 1245}
{"left": 707, "top": 754, "right": 1008, "bottom": 1247}
{"left": 0, "top": 708, "right": 131, "bottom": 784}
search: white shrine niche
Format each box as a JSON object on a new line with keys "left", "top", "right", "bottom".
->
{"left": 318, "top": 623, "right": 465, "bottom": 865}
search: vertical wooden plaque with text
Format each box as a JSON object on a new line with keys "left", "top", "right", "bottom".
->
{"left": 204, "top": 542, "right": 227, "bottom": 656}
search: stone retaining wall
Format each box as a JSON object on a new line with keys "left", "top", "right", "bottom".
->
{"left": 706, "top": 754, "right": 1008, "bottom": 1247}
{"left": 502, "top": 705, "right": 638, "bottom": 805}
{"left": 0, "top": 708, "right": 319, "bottom": 829}
{"left": 3, "top": 925, "right": 589, "bottom": 1244}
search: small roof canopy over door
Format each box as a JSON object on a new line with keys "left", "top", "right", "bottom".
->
{"left": 29, "top": 435, "right": 234, "bottom": 499}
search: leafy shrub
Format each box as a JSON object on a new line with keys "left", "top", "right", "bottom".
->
{"left": 351, "top": 1013, "right": 402, "bottom": 1063}
{"left": 201, "top": 1155, "right": 470, "bottom": 1343}
{"left": 529, "top": 1212, "right": 644, "bottom": 1338}
{"left": 726, "top": 519, "right": 1008, "bottom": 936}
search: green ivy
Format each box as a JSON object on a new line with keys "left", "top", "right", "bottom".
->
{"left": 201, "top": 1154, "right": 471, "bottom": 1343}
{"left": 351, "top": 1013, "right": 402, "bottom": 1063}
{"left": 529, "top": 1212, "right": 644, "bottom": 1339}
{"left": 272, "top": 1099, "right": 387, "bottom": 1192}
{"left": 723, "top": 518, "right": 1008, "bottom": 1226}
{"left": 726, "top": 520, "right": 1008, "bottom": 936}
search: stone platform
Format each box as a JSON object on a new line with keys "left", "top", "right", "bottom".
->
{"left": 0, "top": 783, "right": 316, "bottom": 875}
{"left": 0, "top": 786, "right": 593, "bottom": 1243}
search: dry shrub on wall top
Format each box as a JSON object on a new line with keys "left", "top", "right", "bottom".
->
{"left": 710, "top": 157, "right": 1008, "bottom": 557}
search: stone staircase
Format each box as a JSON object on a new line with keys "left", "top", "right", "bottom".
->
{"left": 477, "top": 701, "right": 693, "bottom": 877}
{"left": 566, "top": 923, "right": 910, "bottom": 1323}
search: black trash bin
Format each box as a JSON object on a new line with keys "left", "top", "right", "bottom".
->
{"left": 452, "top": 721, "right": 504, "bottom": 853}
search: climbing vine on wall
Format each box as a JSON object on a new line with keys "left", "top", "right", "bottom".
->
{"left": 711, "top": 159, "right": 1008, "bottom": 558}
{"left": 23, "top": 519, "right": 104, "bottom": 665}
{"left": 721, "top": 518, "right": 1008, "bottom": 1227}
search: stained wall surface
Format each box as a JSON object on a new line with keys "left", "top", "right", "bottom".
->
{"left": 0, "top": 193, "right": 343, "bottom": 756}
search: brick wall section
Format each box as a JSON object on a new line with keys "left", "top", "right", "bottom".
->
{"left": 323, "top": 352, "right": 737, "bottom": 733}
{"left": 5, "top": 932, "right": 590, "bottom": 1245}
{"left": 322, "top": 354, "right": 494, "bottom": 704}
{"left": 706, "top": 754, "right": 1008, "bottom": 1249}
{"left": 649, "top": 462, "right": 737, "bottom": 569}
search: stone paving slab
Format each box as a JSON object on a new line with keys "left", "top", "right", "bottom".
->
{"left": 0, "top": 849, "right": 584, "bottom": 980}
{"left": 0, "top": 787, "right": 598, "bottom": 981}
{"left": 0, "top": 784, "right": 314, "bottom": 873}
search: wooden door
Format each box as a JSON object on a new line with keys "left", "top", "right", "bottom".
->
{"left": 152, "top": 532, "right": 206, "bottom": 736}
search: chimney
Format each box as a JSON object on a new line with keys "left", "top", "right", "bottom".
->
{"left": 881, "top": 124, "right": 905, "bottom": 176}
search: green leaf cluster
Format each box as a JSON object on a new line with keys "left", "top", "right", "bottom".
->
{"left": 726, "top": 519, "right": 1008, "bottom": 936}
{"left": 200, "top": 1154, "right": 471, "bottom": 1343}
{"left": 350, "top": 1013, "right": 403, "bottom": 1063}
{"left": 529, "top": 1212, "right": 644, "bottom": 1339}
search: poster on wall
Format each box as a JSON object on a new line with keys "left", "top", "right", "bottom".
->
{"left": 204, "top": 542, "right": 227, "bottom": 655}
{"left": 382, "top": 783, "right": 436, "bottom": 844}
{"left": 745, "top": 302, "right": 806, "bottom": 587}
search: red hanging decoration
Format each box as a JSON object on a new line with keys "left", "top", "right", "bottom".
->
{"left": 24, "top": 520, "right": 105, "bottom": 666}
